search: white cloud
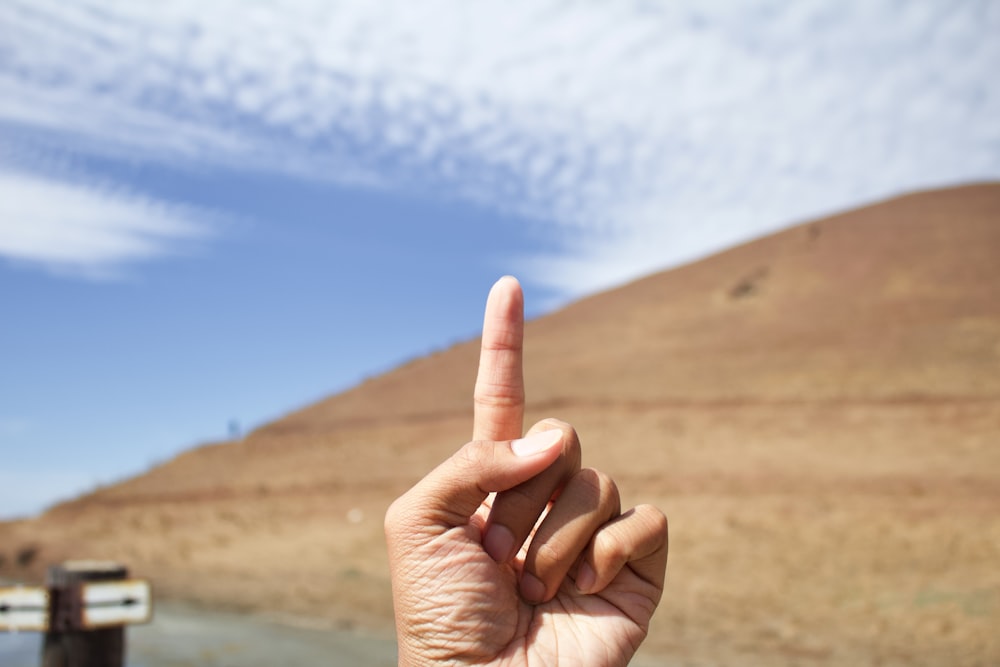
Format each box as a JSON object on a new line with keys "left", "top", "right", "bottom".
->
{"left": 0, "top": 0, "right": 998, "bottom": 296}
{"left": 0, "top": 168, "right": 213, "bottom": 277}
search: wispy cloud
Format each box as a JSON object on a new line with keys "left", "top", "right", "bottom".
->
{"left": 1, "top": 1, "right": 998, "bottom": 295}
{"left": 0, "top": 168, "right": 213, "bottom": 277}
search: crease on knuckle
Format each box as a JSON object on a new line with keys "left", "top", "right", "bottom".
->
{"left": 474, "top": 382, "right": 524, "bottom": 405}
{"left": 453, "top": 441, "right": 496, "bottom": 493}
{"left": 594, "top": 528, "right": 630, "bottom": 569}
{"left": 575, "top": 468, "right": 619, "bottom": 511}
{"left": 496, "top": 483, "right": 542, "bottom": 513}
{"left": 533, "top": 539, "right": 565, "bottom": 572}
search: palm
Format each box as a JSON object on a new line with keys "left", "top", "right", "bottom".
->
{"left": 403, "top": 518, "right": 656, "bottom": 666}
{"left": 522, "top": 587, "right": 651, "bottom": 666}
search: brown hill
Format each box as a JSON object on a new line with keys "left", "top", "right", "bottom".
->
{"left": 2, "top": 184, "right": 998, "bottom": 665}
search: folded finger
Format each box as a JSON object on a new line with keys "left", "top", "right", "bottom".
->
{"left": 481, "top": 419, "right": 582, "bottom": 564}
{"left": 385, "top": 429, "right": 565, "bottom": 544}
{"left": 574, "top": 504, "right": 669, "bottom": 596}
{"left": 519, "top": 467, "right": 621, "bottom": 604}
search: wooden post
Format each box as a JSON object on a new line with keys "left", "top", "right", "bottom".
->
{"left": 42, "top": 561, "right": 128, "bottom": 667}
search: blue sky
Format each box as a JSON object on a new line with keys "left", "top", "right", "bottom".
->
{"left": 1, "top": 1, "right": 999, "bottom": 519}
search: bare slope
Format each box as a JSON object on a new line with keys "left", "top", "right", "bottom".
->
{"left": 2, "top": 184, "right": 998, "bottom": 665}
{"left": 272, "top": 180, "right": 999, "bottom": 419}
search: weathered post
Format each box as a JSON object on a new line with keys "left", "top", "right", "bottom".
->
{"left": 1, "top": 560, "right": 152, "bottom": 665}
{"left": 42, "top": 561, "right": 128, "bottom": 667}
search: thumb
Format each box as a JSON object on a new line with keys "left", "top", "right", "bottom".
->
{"left": 391, "top": 429, "right": 564, "bottom": 531}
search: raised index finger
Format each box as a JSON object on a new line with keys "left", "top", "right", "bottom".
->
{"left": 473, "top": 276, "right": 525, "bottom": 442}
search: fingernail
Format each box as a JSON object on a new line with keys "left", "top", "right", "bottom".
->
{"left": 483, "top": 524, "right": 515, "bottom": 563}
{"left": 520, "top": 572, "right": 547, "bottom": 604}
{"left": 575, "top": 562, "right": 596, "bottom": 594}
{"left": 511, "top": 430, "right": 562, "bottom": 457}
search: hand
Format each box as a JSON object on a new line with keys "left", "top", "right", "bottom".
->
{"left": 384, "top": 276, "right": 668, "bottom": 666}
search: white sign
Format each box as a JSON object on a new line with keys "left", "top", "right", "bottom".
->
{"left": 81, "top": 580, "right": 153, "bottom": 628}
{"left": 0, "top": 586, "right": 50, "bottom": 632}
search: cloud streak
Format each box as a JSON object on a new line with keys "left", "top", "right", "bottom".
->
{"left": 1, "top": 0, "right": 998, "bottom": 295}
{"left": 0, "top": 168, "right": 213, "bottom": 277}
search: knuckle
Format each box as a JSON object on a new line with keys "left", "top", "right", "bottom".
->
{"left": 574, "top": 468, "right": 620, "bottom": 510}
{"left": 594, "top": 528, "right": 629, "bottom": 565}
{"left": 533, "top": 539, "right": 564, "bottom": 570}
{"left": 535, "top": 419, "right": 581, "bottom": 464}
{"left": 480, "top": 330, "right": 522, "bottom": 351}
{"left": 499, "top": 483, "right": 542, "bottom": 510}
{"left": 524, "top": 419, "right": 581, "bottom": 471}
{"left": 639, "top": 504, "right": 670, "bottom": 538}
{"left": 534, "top": 418, "right": 575, "bottom": 440}
{"left": 606, "top": 477, "right": 622, "bottom": 512}
{"left": 474, "top": 373, "right": 525, "bottom": 400}
{"left": 384, "top": 494, "right": 417, "bottom": 544}
{"left": 454, "top": 440, "right": 496, "bottom": 476}
{"left": 573, "top": 468, "right": 604, "bottom": 495}
{"left": 537, "top": 417, "right": 571, "bottom": 430}
{"left": 474, "top": 386, "right": 524, "bottom": 406}
{"left": 384, "top": 497, "right": 403, "bottom": 534}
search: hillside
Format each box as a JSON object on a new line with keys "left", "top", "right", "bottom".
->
{"left": 2, "top": 184, "right": 998, "bottom": 665}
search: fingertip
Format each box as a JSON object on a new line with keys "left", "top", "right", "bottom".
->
{"left": 482, "top": 523, "right": 516, "bottom": 563}
{"left": 575, "top": 561, "right": 597, "bottom": 594}
{"left": 493, "top": 275, "right": 521, "bottom": 291}
{"left": 486, "top": 276, "right": 523, "bottom": 313}
{"left": 520, "top": 571, "right": 547, "bottom": 604}
{"left": 474, "top": 276, "right": 526, "bottom": 442}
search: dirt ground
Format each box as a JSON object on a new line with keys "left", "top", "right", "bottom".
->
{"left": 3, "top": 400, "right": 997, "bottom": 666}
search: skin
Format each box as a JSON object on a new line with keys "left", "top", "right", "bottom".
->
{"left": 384, "top": 276, "right": 669, "bottom": 666}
